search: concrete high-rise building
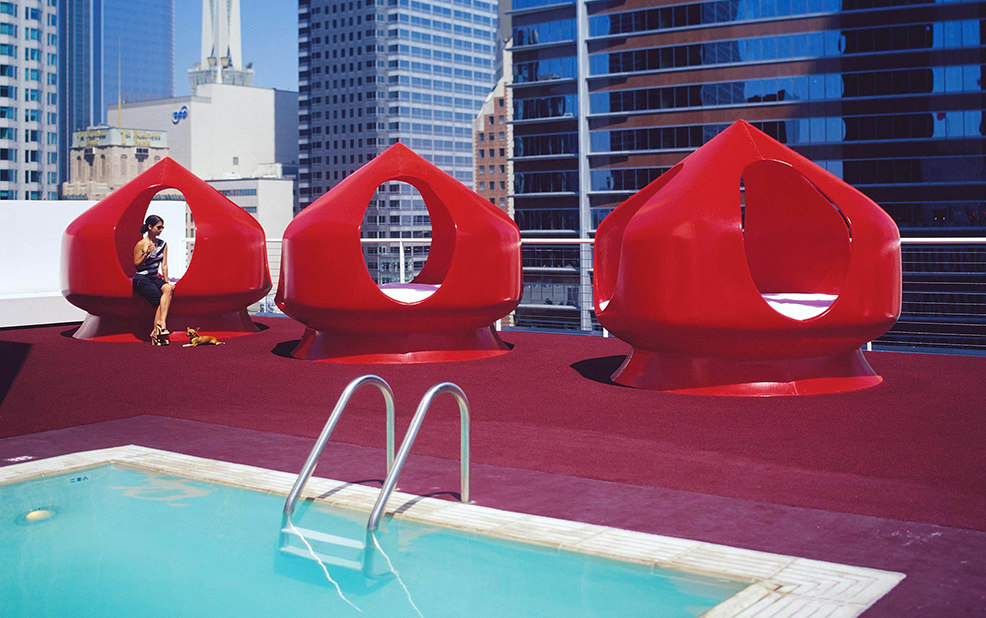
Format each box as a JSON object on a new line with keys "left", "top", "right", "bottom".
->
{"left": 472, "top": 76, "right": 512, "bottom": 218}
{"left": 58, "top": 0, "right": 173, "bottom": 186}
{"left": 0, "top": 0, "right": 59, "bottom": 200}
{"left": 508, "top": 0, "right": 986, "bottom": 345}
{"left": 298, "top": 0, "right": 498, "bottom": 281}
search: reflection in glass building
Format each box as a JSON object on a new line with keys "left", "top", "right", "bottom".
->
{"left": 509, "top": 0, "right": 986, "bottom": 348}
{"left": 57, "top": 0, "right": 174, "bottom": 187}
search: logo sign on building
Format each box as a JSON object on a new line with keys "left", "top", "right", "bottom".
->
{"left": 172, "top": 105, "right": 189, "bottom": 125}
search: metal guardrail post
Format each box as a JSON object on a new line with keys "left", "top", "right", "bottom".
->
{"left": 399, "top": 240, "right": 406, "bottom": 283}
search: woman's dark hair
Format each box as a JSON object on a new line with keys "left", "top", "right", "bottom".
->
{"left": 141, "top": 215, "right": 164, "bottom": 235}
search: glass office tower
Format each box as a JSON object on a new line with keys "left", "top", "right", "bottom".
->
{"left": 58, "top": 0, "right": 173, "bottom": 186}
{"left": 509, "top": 0, "right": 986, "bottom": 347}
{"left": 298, "top": 0, "right": 498, "bottom": 282}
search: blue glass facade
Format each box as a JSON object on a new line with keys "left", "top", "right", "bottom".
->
{"left": 101, "top": 0, "right": 172, "bottom": 107}
{"left": 57, "top": 0, "right": 173, "bottom": 186}
{"left": 509, "top": 0, "right": 986, "bottom": 345}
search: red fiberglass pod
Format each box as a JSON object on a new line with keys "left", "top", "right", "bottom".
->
{"left": 62, "top": 157, "right": 271, "bottom": 342}
{"left": 276, "top": 142, "right": 521, "bottom": 363}
{"left": 594, "top": 120, "right": 901, "bottom": 396}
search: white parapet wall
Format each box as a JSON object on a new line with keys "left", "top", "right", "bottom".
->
{"left": 0, "top": 200, "right": 187, "bottom": 329}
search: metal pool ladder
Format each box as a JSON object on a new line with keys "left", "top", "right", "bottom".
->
{"left": 279, "top": 377, "right": 471, "bottom": 571}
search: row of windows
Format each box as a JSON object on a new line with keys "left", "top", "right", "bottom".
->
{"left": 513, "top": 93, "right": 576, "bottom": 120}
{"left": 521, "top": 282, "right": 581, "bottom": 308}
{"left": 217, "top": 188, "right": 258, "bottom": 197}
{"left": 0, "top": 190, "right": 61, "bottom": 199}
{"left": 0, "top": 169, "right": 55, "bottom": 183}
{"left": 0, "top": 147, "right": 55, "bottom": 163}
{"left": 0, "top": 22, "right": 53, "bottom": 37}
{"left": 511, "top": 0, "right": 573, "bottom": 11}
{"left": 566, "top": 153, "right": 985, "bottom": 196}
{"left": 1, "top": 43, "right": 58, "bottom": 60}
{"left": 589, "top": 167, "right": 670, "bottom": 192}
{"left": 0, "top": 3, "right": 55, "bottom": 20}
{"left": 515, "top": 170, "right": 579, "bottom": 193}
{"left": 514, "top": 132, "right": 577, "bottom": 157}
{"left": 590, "top": 21, "right": 981, "bottom": 76}
{"left": 0, "top": 106, "right": 55, "bottom": 122}
{"left": 476, "top": 147, "right": 506, "bottom": 157}
{"left": 386, "top": 74, "right": 490, "bottom": 96}
{"left": 513, "top": 18, "right": 575, "bottom": 47}
{"left": 515, "top": 202, "right": 985, "bottom": 238}
{"left": 385, "top": 27, "right": 493, "bottom": 53}
{"left": 385, "top": 43, "right": 491, "bottom": 68}
{"left": 514, "top": 207, "right": 579, "bottom": 232}
{"left": 522, "top": 246, "right": 579, "bottom": 269}
{"left": 589, "top": 112, "right": 984, "bottom": 154}
{"left": 386, "top": 11, "right": 493, "bottom": 38}
{"left": 0, "top": 128, "right": 57, "bottom": 142}
{"left": 515, "top": 56, "right": 576, "bottom": 83}
{"left": 590, "top": 65, "right": 984, "bottom": 114}
{"left": 588, "top": 0, "right": 978, "bottom": 38}
{"left": 477, "top": 131, "right": 507, "bottom": 142}
{"left": 842, "top": 155, "right": 986, "bottom": 186}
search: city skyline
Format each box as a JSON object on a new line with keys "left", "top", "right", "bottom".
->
{"left": 173, "top": 0, "right": 298, "bottom": 96}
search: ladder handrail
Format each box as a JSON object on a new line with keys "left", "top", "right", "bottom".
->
{"left": 367, "top": 382, "right": 470, "bottom": 531}
{"left": 283, "top": 375, "right": 396, "bottom": 516}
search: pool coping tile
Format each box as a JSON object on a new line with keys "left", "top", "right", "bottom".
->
{"left": 0, "top": 446, "right": 905, "bottom": 617}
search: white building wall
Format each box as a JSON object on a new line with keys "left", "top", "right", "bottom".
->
{"left": 207, "top": 177, "right": 294, "bottom": 240}
{"left": 113, "top": 83, "right": 279, "bottom": 181}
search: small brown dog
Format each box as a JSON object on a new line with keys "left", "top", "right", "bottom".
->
{"left": 183, "top": 327, "right": 224, "bottom": 347}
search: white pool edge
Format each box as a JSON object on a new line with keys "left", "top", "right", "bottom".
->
{"left": 0, "top": 446, "right": 905, "bottom": 617}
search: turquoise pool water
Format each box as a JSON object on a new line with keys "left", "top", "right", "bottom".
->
{"left": 1, "top": 466, "right": 744, "bottom": 616}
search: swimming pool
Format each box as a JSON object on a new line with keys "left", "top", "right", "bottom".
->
{"left": 0, "top": 447, "right": 905, "bottom": 616}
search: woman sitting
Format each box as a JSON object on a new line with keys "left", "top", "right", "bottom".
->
{"left": 132, "top": 215, "right": 173, "bottom": 345}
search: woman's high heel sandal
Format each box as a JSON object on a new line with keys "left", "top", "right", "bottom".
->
{"left": 150, "top": 325, "right": 169, "bottom": 346}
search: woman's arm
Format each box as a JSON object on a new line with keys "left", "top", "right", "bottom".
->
{"left": 161, "top": 243, "right": 169, "bottom": 281}
{"left": 133, "top": 238, "right": 152, "bottom": 267}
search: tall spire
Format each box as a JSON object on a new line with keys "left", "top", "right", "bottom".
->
{"left": 188, "top": 0, "right": 254, "bottom": 90}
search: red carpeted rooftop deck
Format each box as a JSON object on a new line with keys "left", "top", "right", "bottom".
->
{"left": 2, "top": 317, "right": 985, "bottom": 615}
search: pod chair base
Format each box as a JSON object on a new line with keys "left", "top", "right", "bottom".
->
{"left": 72, "top": 309, "right": 260, "bottom": 342}
{"left": 290, "top": 325, "right": 510, "bottom": 364}
{"left": 612, "top": 347, "right": 882, "bottom": 396}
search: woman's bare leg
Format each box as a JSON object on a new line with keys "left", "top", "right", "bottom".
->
{"left": 157, "top": 284, "right": 173, "bottom": 330}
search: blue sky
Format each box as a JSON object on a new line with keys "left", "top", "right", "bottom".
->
{"left": 173, "top": 0, "right": 299, "bottom": 95}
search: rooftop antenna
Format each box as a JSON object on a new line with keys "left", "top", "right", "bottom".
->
{"left": 116, "top": 38, "right": 122, "bottom": 128}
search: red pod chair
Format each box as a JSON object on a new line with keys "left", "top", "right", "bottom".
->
{"left": 62, "top": 157, "right": 272, "bottom": 342}
{"left": 276, "top": 142, "right": 521, "bottom": 363}
{"left": 594, "top": 120, "right": 901, "bottom": 396}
